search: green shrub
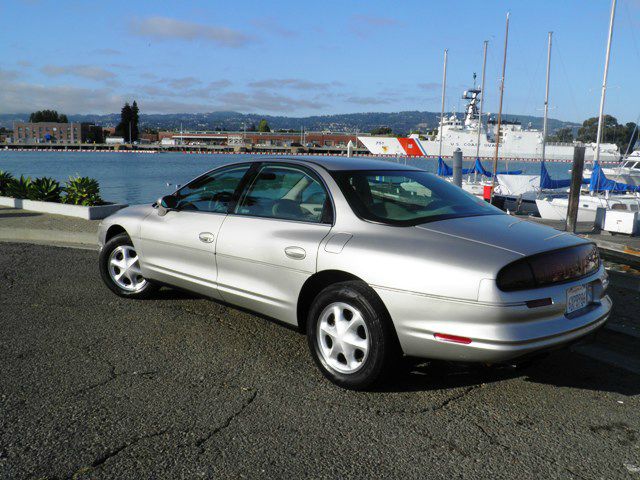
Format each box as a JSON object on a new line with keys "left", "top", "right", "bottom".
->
{"left": 63, "top": 176, "right": 103, "bottom": 206}
{"left": 6, "top": 175, "right": 33, "bottom": 199}
{"left": 0, "top": 170, "right": 14, "bottom": 196}
{"left": 30, "top": 177, "right": 62, "bottom": 202}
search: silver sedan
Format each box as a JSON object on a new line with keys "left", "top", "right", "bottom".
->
{"left": 98, "top": 157, "right": 611, "bottom": 389}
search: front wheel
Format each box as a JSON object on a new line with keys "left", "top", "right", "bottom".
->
{"left": 99, "top": 232, "right": 158, "bottom": 299}
{"left": 306, "top": 281, "right": 399, "bottom": 390}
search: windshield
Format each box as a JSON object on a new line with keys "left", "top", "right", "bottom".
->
{"left": 332, "top": 170, "right": 503, "bottom": 226}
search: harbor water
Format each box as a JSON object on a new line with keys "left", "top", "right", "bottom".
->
{"left": 0, "top": 151, "right": 573, "bottom": 205}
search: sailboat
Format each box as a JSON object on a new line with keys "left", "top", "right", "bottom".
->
{"left": 535, "top": 0, "right": 640, "bottom": 224}
{"left": 536, "top": 165, "right": 640, "bottom": 222}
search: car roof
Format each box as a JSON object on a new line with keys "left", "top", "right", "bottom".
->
{"left": 232, "top": 156, "right": 422, "bottom": 172}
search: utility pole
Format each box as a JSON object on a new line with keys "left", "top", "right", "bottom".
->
{"left": 438, "top": 49, "right": 448, "bottom": 159}
{"left": 490, "top": 12, "right": 510, "bottom": 204}
{"left": 541, "top": 32, "right": 553, "bottom": 163}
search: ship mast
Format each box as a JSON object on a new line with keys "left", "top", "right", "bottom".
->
{"left": 541, "top": 32, "right": 553, "bottom": 163}
{"left": 476, "top": 41, "right": 488, "bottom": 160}
{"left": 490, "top": 12, "right": 510, "bottom": 203}
{"left": 438, "top": 49, "right": 448, "bottom": 158}
{"left": 594, "top": 0, "right": 616, "bottom": 164}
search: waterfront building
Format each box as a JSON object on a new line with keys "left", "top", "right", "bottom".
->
{"left": 157, "top": 131, "right": 365, "bottom": 148}
{"left": 12, "top": 121, "right": 98, "bottom": 145}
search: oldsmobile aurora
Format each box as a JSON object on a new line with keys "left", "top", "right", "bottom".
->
{"left": 98, "top": 158, "right": 611, "bottom": 389}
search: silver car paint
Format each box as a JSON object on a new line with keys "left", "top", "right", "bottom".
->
{"left": 98, "top": 157, "right": 611, "bottom": 363}
{"left": 215, "top": 215, "right": 331, "bottom": 324}
{"left": 138, "top": 210, "right": 226, "bottom": 300}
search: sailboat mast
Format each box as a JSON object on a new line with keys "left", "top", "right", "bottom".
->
{"left": 476, "top": 41, "right": 488, "bottom": 159}
{"left": 438, "top": 49, "right": 448, "bottom": 158}
{"left": 490, "top": 12, "right": 510, "bottom": 202}
{"left": 594, "top": 0, "right": 617, "bottom": 163}
{"left": 542, "top": 32, "right": 553, "bottom": 163}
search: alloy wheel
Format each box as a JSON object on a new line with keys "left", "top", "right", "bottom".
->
{"left": 317, "top": 302, "right": 370, "bottom": 374}
{"left": 108, "top": 245, "right": 147, "bottom": 292}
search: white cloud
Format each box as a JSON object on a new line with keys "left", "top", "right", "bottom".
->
{"left": 345, "top": 96, "right": 391, "bottom": 105}
{"left": 40, "top": 64, "right": 117, "bottom": 82}
{"left": 251, "top": 17, "right": 298, "bottom": 38}
{"left": 92, "top": 48, "right": 122, "bottom": 56}
{"left": 0, "top": 81, "right": 126, "bottom": 114}
{"left": 214, "top": 90, "right": 327, "bottom": 113}
{"left": 349, "top": 14, "right": 401, "bottom": 38}
{"left": 131, "top": 16, "right": 254, "bottom": 48}
{"left": 248, "top": 78, "right": 340, "bottom": 90}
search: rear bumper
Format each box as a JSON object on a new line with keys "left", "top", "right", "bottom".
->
{"left": 374, "top": 276, "right": 612, "bottom": 363}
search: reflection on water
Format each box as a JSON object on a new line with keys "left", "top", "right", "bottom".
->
{"left": 0, "top": 151, "right": 571, "bottom": 205}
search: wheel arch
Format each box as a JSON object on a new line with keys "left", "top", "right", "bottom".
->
{"left": 297, "top": 270, "right": 397, "bottom": 337}
{"left": 105, "top": 224, "right": 129, "bottom": 243}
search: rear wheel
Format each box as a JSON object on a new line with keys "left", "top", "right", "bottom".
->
{"left": 99, "top": 233, "right": 158, "bottom": 299}
{"left": 307, "top": 281, "right": 398, "bottom": 390}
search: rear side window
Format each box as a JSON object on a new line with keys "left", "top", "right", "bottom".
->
{"left": 174, "top": 164, "right": 250, "bottom": 213}
{"left": 236, "top": 165, "right": 331, "bottom": 223}
{"left": 333, "top": 170, "right": 501, "bottom": 226}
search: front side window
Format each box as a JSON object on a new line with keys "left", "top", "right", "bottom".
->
{"left": 173, "top": 164, "right": 250, "bottom": 213}
{"left": 236, "top": 165, "right": 330, "bottom": 223}
{"left": 333, "top": 170, "right": 503, "bottom": 226}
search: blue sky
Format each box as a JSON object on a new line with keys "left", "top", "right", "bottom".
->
{"left": 1, "top": 0, "right": 639, "bottom": 123}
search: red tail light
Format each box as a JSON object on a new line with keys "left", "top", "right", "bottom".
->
{"left": 434, "top": 333, "right": 472, "bottom": 345}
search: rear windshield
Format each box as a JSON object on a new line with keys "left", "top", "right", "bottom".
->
{"left": 332, "top": 170, "right": 503, "bottom": 226}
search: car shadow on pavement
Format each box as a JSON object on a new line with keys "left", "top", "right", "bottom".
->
{"left": 380, "top": 349, "right": 640, "bottom": 396}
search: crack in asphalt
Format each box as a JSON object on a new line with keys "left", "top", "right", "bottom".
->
{"left": 372, "top": 383, "right": 485, "bottom": 417}
{"left": 74, "top": 342, "right": 158, "bottom": 395}
{"left": 195, "top": 389, "right": 258, "bottom": 455}
{"left": 431, "top": 384, "right": 484, "bottom": 413}
{"left": 470, "top": 418, "right": 591, "bottom": 480}
{"left": 2, "top": 272, "right": 15, "bottom": 289}
{"left": 66, "top": 428, "right": 170, "bottom": 479}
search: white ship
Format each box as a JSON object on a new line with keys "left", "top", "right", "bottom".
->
{"left": 358, "top": 87, "right": 621, "bottom": 161}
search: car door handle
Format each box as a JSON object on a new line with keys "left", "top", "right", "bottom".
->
{"left": 198, "top": 232, "right": 215, "bottom": 243}
{"left": 284, "top": 246, "right": 306, "bottom": 260}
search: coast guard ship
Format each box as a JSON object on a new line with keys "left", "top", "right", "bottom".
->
{"left": 358, "top": 87, "right": 620, "bottom": 161}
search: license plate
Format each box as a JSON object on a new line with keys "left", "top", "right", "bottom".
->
{"left": 566, "top": 285, "right": 588, "bottom": 315}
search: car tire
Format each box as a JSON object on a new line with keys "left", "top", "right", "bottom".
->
{"left": 306, "top": 281, "right": 399, "bottom": 390}
{"left": 99, "top": 232, "right": 158, "bottom": 299}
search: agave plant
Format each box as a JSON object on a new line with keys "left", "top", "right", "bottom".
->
{"left": 30, "top": 177, "right": 62, "bottom": 202}
{"left": 5, "top": 175, "right": 33, "bottom": 199}
{"left": 63, "top": 176, "right": 103, "bottom": 206}
{"left": 0, "top": 170, "right": 14, "bottom": 196}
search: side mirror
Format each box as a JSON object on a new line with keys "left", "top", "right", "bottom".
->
{"left": 157, "top": 195, "right": 178, "bottom": 216}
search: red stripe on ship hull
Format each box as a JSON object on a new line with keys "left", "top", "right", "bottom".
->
{"left": 397, "top": 137, "right": 423, "bottom": 157}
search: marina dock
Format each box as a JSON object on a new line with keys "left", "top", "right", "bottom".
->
{"left": 526, "top": 216, "right": 640, "bottom": 269}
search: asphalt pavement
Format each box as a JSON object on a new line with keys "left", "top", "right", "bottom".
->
{"left": 1, "top": 242, "right": 639, "bottom": 479}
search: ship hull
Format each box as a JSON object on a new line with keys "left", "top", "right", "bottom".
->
{"left": 358, "top": 135, "right": 620, "bottom": 162}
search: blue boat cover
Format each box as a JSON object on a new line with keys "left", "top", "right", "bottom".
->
{"left": 437, "top": 157, "right": 453, "bottom": 176}
{"left": 539, "top": 161, "right": 572, "bottom": 189}
{"left": 437, "top": 157, "right": 521, "bottom": 177}
{"left": 469, "top": 158, "right": 522, "bottom": 177}
{"left": 589, "top": 162, "right": 640, "bottom": 193}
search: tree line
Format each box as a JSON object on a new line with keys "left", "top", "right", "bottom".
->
{"left": 547, "top": 115, "right": 638, "bottom": 151}
{"left": 28, "top": 110, "right": 68, "bottom": 123}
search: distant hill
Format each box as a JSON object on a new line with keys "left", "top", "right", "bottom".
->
{"left": 0, "top": 111, "right": 579, "bottom": 134}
